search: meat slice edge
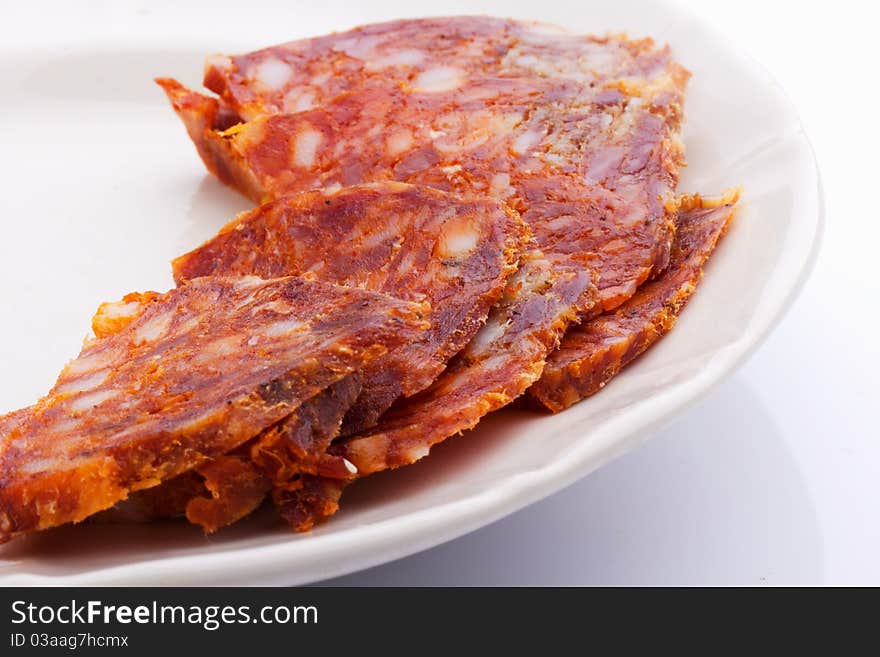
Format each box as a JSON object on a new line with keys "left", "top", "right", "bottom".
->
{"left": 153, "top": 20, "right": 690, "bottom": 531}
{"left": 185, "top": 373, "right": 364, "bottom": 532}
{"left": 274, "top": 252, "right": 596, "bottom": 530}
{"left": 157, "top": 70, "right": 684, "bottom": 311}
{"left": 281, "top": 192, "right": 737, "bottom": 529}
{"left": 173, "top": 182, "right": 527, "bottom": 431}
{"left": 528, "top": 191, "right": 739, "bottom": 412}
{"left": 0, "top": 276, "right": 428, "bottom": 541}
{"left": 203, "top": 17, "right": 683, "bottom": 128}
{"left": 101, "top": 374, "right": 363, "bottom": 530}
{"left": 103, "top": 183, "right": 523, "bottom": 530}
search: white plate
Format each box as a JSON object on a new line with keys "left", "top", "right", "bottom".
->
{"left": 0, "top": 0, "right": 821, "bottom": 585}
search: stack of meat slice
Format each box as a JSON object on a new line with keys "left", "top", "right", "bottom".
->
{"left": 153, "top": 16, "right": 738, "bottom": 530}
{"left": 0, "top": 181, "right": 523, "bottom": 540}
{"left": 108, "top": 182, "right": 527, "bottom": 531}
{"left": 0, "top": 17, "right": 739, "bottom": 541}
{"left": 0, "top": 277, "right": 430, "bottom": 541}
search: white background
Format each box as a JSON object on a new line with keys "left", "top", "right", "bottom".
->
{"left": 2, "top": 1, "right": 876, "bottom": 585}
{"left": 324, "top": 0, "right": 880, "bottom": 585}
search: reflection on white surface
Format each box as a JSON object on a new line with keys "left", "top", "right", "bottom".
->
{"left": 322, "top": 376, "right": 824, "bottom": 585}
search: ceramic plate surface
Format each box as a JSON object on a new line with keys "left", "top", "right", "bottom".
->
{"left": 0, "top": 0, "right": 821, "bottom": 585}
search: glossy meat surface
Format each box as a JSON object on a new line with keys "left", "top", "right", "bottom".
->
{"left": 529, "top": 192, "right": 739, "bottom": 411}
{"left": 160, "top": 61, "right": 684, "bottom": 308}
{"left": 0, "top": 276, "right": 428, "bottom": 540}
{"left": 174, "top": 182, "right": 526, "bottom": 431}
{"left": 204, "top": 16, "right": 683, "bottom": 128}
{"left": 280, "top": 252, "right": 596, "bottom": 530}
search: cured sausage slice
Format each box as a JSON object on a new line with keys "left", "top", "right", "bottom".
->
{"left": 183, "top": 454, "right": 272, "bottom": 533}
{"left": 101, "top": 375, "right": 362, "bottom": 529}
{"left": 173, "top": 182, "right": 526, "bottom": 432}
{"left": 277, "top": 252, "right": 596, "bottom": 530}
{"left": 106, "top": 184, "right": 523, "bottom": 530}
{"left": 249, "top": 374, "right": 363, "bottom": 481}
{"left": 158, "top": 69, "right": 682, "bottom": 476}
{"left": 91, "top": 291, "right": 163, "bottom": 338}
{"left": 337, "top": 253, "right": 595, "bottom": 473}
{"left": 243, "top": 375, "right": 363, "bottom": 533}
{"left": 528, "top": 193, "right": 739, "bottom": 411}
{"left": 153, "top": 19, "right": 692, "bottom": 531}
{"left": 160, "top": 18, "right": 687, "bottom": 307}
{"left": 280, "top": 193, "right": 736, "bottom": 529}
{"left": 0, "top": 276, "right": 428, "bottom": 541}
{"left": 158, "top": 65, "right": 684, "bottom": 310}
{"left": 202, "top": 17, "right": 682, "bottom": 125}
{"left": 186, "top": 374, "right": 363, "bottom": 532}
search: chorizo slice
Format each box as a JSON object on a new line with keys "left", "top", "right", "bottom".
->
{"left": 0, "top": 276, "right": 428, "bottom": 541}
{"left": 528, "top": 192, "right": 739, "bottom": 412}
{"left": 184, "top": 374, "right": 363, "bottom": 532}
{"left": 159, "top": 18, "right": 687, "bottom": 311}
{"left": 154, "top": 20, "right": 693, "bottom": 531}
{"left": 173, "top": 182, "right": 527, "bottom": 432}
{"left": 201, "top": 17, "right": 683, "bottom": 124}
{"left": 280, "top": 193, "right": 737, "bottom": 529}
{"left": 130, "top": 182, "right": 524, "bottom": 530}
{"left": 276, "top": 252, "right": 597, "bottom": 530}
{"left": 136, "top": 253, "right": 592, "bottom": 536}
{"left": 196, "top": 374, "right": 362, "bottom": 533}
{"left": 104, "top": 182, "right": 523, "bottom": 529}
{"left": 100, "top": 374, "right": 362, "bottom": 530}
{"left": 93, "top": 470, "right": 206, "bottom": 523}
{"left": 274, "top": 474, "right": 347, "bottom": 533}
{"left": 157, "top": 65, "right": 684, "bottom": 311}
